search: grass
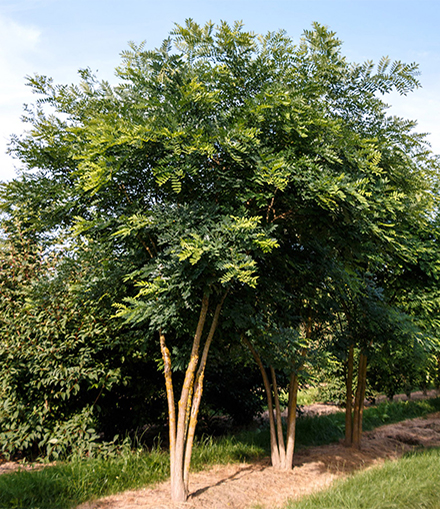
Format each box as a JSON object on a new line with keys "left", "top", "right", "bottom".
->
{"left": 0, "top": 438, "right": 266, "bottom": 509}
{"left": 243, "top": 397, "right": 440, "bottom": 452}
{"left": 285, "top": 447, "right": 440, "bottom": 509}
{"left": 280, "top": 386, "right": 321, "bottom": 407}
{"left": 297, "top": 387, "right": 321, "bottom": 406}
{"left": 1, "top": 397, "right": 439, "bottom": 509}
{"left": 0, "top": 449, "right": 169, "bottom": 509}
{"left": 295, "top": 396, "right": 440, "bottom": 448}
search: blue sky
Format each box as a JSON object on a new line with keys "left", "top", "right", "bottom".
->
{"left": 1, "top": 0, "right": 439, "bottom": 181}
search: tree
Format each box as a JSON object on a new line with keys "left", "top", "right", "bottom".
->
{"left": 3, "top": 19, "right": 439, "bottom": 501}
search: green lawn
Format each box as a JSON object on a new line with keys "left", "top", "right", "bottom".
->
{"left": 285, "top": 447, "right": 440, "bottom": 509}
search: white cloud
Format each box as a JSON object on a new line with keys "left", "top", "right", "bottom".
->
{"left": 0, "top": 14, "right": 42, "bottom": 181}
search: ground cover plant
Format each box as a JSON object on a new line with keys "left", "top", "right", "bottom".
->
{"left": 0, "top": 450, "right": 169, "bottom": 509}
{"left": 285, "top": 447, "right": 440, "bottom": 509}
{"left": 1, "top": 397, "right": 439, "bottom": 509}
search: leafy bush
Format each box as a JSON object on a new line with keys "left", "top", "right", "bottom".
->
{"left": 0, "top": 228, "right": 163, "bottom": 459}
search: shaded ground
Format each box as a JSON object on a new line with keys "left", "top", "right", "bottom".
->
{"left": 1, "top": 390, "right": 439, "bottom": 509}
{"left": 75, "top": 391, "right": 440, "bottom": 509}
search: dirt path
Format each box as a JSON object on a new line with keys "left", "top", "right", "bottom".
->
{"left": 77, "top": 409, "right": 440, "bottom": 509}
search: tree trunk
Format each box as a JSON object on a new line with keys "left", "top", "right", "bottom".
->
{"left": 284, "top": 372, "right": 298, "bottom": 470}
{"left": 243, "top": 335, "right": 306, "bottom": 470}
{"left": 183, "top": 292, "right": 227, "bottom": 487}
{"left": 352, "top": 352, "right": 367, "bottom": 450}
{"left": 242, "top": 315, "right": 312, "bottom": 470}
{"left": 170, "top": 294, "right": 209, "bottom": 502}
{"left": 159, "top": 330, "right": 176, "bottom": 474}
{"left": 159, "top": 293, "right": 226, "bottom": 503}
{"left": 270, "top": 366, "right": 286, "bottom": 467}
{"left": 344, "top": 342, "right": 354, "bottom": 446}
{"left": 242, "top": 336, "right": 281, "bottom": 468}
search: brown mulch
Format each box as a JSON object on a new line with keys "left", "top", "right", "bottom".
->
{"left": 2, "top": 390, "right": 439, "bottom": 509}
{"left": 75, "top": 409, "right": 440, "bottom": 509}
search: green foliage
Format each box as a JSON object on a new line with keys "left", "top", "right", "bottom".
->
{"left": 314, "top": 270, "right": 433, "bottom": 408}
{"left": 362, "top": 398, "right": 440, "bottom": 429}
{"left": 0, "top": 226, "right": 164, "bottom": 459}
{"left": 0, "top": 435, "right": 265, "bottom": 509}
{"left": 202, "top": 344, "right": 266, "bottom": 426}
{"left": 114, "top": 205, "right": 279, "bottom": 331}
{"left": 1, "top": 18, "right": 440, "bottom": 463}
{"left": 368, "top": 333, "right": 432, "bottom": 399}
{"left": 296, "top": 387, "right": 321, "bottom": 407}
{"left": 235, "top": 398, "right": 440, "bottom": 456}
{"left": 0, "top": 448, "right": 169, "bottom": 509}
{"left": 296, "top": 397, "right": 440, "bottom": 449}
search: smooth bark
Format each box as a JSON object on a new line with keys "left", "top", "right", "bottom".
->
{"left": 243, "top": 336, "right": 304, "bottom": 471}
{"left": 270, "top": 366, "right": 286, "bottom": 467}
{"left": 168, "top": 294, "right": 209, "bottom": 503}
{"left": 242, "top": 336, "right": 281, "bottom": 468}
{"left": 161, "top": 292, "right": 227, "bottom": 503}
{"left": 284, "top": 372, "right": 299, "bottom": 469}
{"left": 344, "top": 342, "right": 354, "bottom": 446}
{"left": 352, "top": 352, "right": 367, "bottom": 449}
{"left": 183, "top": 291, "right": 227, "bottom": 487}
{"left": 159, "top": 331, "right": 175, "bottom": 468}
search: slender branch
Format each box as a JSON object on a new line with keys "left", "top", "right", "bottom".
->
{"left": 272, "top": 209, "right": 294, "bottom": 222}
{"left": 336, "top": 311, "right": 345, "bottom": 335}
{"left": 137, "top": 234, "right": 154, "bottom": 258}
{"left": 92, "top": 374, "right": 110, "bottom": 407}
{"left": 116, "top": 184, "right": 155, "bottom": 258}
{"left": 266, "top": 194, "right": 276, "bottom": 223}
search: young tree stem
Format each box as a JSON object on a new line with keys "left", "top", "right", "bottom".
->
{"left": 242, "top": 336, "right": 281, "bottom": 468}
{"left": 183, "top": 291, "right": 228, "bottom": 488}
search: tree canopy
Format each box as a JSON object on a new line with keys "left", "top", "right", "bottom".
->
{"left": 1, "top": 19, "right": 439, "bottom": 502}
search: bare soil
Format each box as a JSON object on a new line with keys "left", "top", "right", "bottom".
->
{"left": 2, "top": 390, "right": 439, "bottom": 509}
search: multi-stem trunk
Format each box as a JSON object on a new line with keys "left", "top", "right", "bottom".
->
{"left": 243, "top": 336, "right": 302, "bottom": 471}
{"left": 270, "top": 367, "right": 299, "bottom": 470}
{"left": 183, "top": 293, "right": 227, "bottom": 486}
{"left": 160, "top": 292, "right": 226, "bottom": 503}
{"left": 270, "top": 366, "right": 286, "bottom": 467}
{"left": 242, "top": 336, "right": 281, "bottom": 468}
